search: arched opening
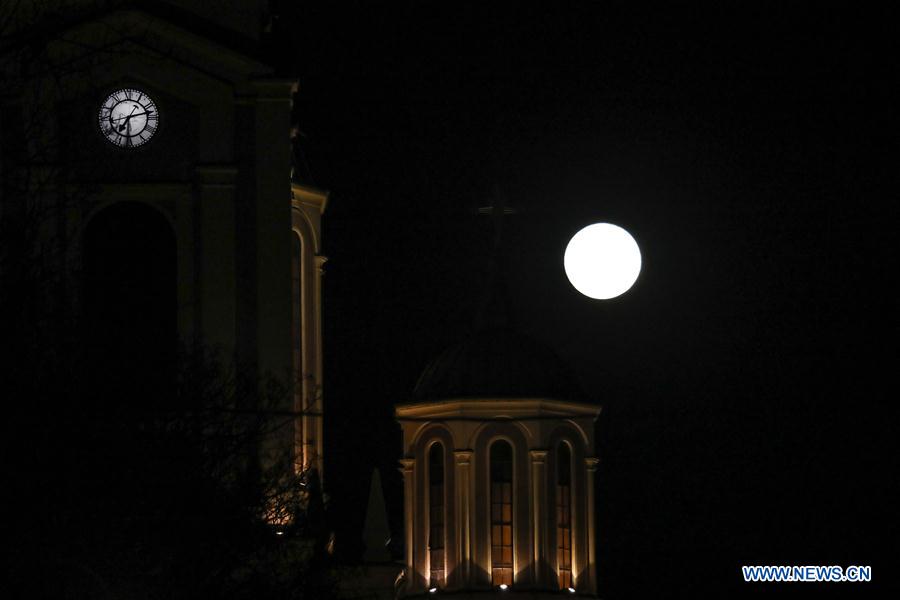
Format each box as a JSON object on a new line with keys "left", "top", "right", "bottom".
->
{"left": 292, "top": 232, "right": 303, "bottom": 380}
{"left": 428, "top": 442, "right": 445, "bottom": 587}
{"left": 556, "top": 442, "right": 573, "bottom": 589}
{"left": 292, "top": 231, "right": 305, "bottom": 469}
{"left": 490, "top": 439, "right": 513, "bottom": 587}
{"left": 82, "top": 201, "right": 176, "bottom": 404}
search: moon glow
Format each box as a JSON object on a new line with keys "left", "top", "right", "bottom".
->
{"left": 564, "top": 223, "right": 641, "bottom": 300}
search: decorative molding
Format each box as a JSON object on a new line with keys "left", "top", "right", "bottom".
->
{"left": 529, "top": 449, "right": 549, "bottom": 463}
{"left": 453, "top": 450, "right": 473, "bottom": 465}
{"left": 292, "top": 182, "right": 329, "bottom": 214}
{"left": 396, "top": 398, "right": 602, "bottom": 421}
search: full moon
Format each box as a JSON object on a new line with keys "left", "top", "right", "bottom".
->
{"left": 564, "top": 223, "right": 641, "bottom": 299}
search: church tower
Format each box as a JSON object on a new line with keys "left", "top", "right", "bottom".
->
{"left": 395, "top": 198, "right": 602, "bottom": 597}
{"left": 1, "top": 0, "right": 326, "bottom": 478}
{"left": 396, "top": 331, "right": 601, "bottom": 596}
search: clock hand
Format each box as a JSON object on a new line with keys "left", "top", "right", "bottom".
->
{"left": 117, "top": 106, "right": 138, "bottom": 131}
{"left": 110, "top": 108, "right": 153, "bottom": 123}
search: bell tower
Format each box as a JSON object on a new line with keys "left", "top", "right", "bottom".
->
{"left": 396, "top": 332, "right": 601, "bottom": 596}
{"left": 1, "top": 0, "right": 327, "bottom": 482}
{"left": 395, "top": 195, "right": 601, "bottom": 596}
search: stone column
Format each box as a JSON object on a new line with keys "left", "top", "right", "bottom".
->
{"left": 249, "top": 81, "right": 294, "bottom": 390}
{"left": 400, "top": 458, "right": 416, "bottom": 582}
{"left": 454, "top": 450, "right": 473, "bottom": 586}
{"left": 530, "top": 449, "right": 549, "bottom": 587}
{"left": 584, "top": 457, "right": 600, "bottom": 593}
{"left": 309, "top": 254, "right": 327, "bottom": 479}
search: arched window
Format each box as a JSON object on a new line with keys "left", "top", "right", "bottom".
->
{"left": 292, "top": 232, "right": 303, "bottom": 384}
{"left": 428, "top": 443, "right": 445, "bottom": 587}
{"left": 291, "top": 232, "right": 307, "bottom": 469}
{"left": 556, "top": 443, "right": 573, "bottom": 589}
{"left": 490, "top": 440, "right": 513, "bottom": 586}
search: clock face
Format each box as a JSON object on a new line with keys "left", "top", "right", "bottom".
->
{"left": 98, "top": 88, "right": 159, "bottom": 148}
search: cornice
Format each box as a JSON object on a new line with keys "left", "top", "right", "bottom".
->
{"left": 291, "top": 182, "right": 329, "bottom": 214}
{"left": 395, "top": 398, "right": 602, "bottom": 421}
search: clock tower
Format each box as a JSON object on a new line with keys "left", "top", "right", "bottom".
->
{"left": 1, "top": 0, "right": 326, "bottom": 480}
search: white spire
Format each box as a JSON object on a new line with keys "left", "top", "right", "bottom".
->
{"left": 363, "top": 468, "right": 392, "bottom": 563}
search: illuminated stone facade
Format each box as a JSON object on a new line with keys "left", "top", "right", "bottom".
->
{"left": 396, "top": 331, "right": 601, "bottom": 597}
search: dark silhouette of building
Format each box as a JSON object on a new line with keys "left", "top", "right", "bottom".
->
{"left": 2, "top": 0, "right": 327, "bottom": 479}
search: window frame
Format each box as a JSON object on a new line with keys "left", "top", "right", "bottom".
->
{"left": 427, "top": 441, "right": 446, "bottom": 588}
{"left": 556, "top": 441, "right": 573, "bottom": 590}
{"left": 489, "top": 439, "right": 514, "bottom": 587}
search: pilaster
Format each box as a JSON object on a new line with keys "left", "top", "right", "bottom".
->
{"left": 454, "top": 450, "right": 473, "bottom": 587}
{"left": 400, "top": 458, "right": 416, "bottom": 585}
{"left": 530, "top": 449, "right": 549, "bottom": 587}
{"left": 250, "top": 87, "right": 292, "bottom": 385}
{"left": 195, "top": 165, "right": 237, "bottom": 353}
{"left": 584, "top": 456, "right": 600, "bottom": 593}
{"left": 308, "top": 254, "right": 327, "bottom": 478}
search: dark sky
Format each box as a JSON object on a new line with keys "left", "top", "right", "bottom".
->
{"left": 281, "top": 3, "right": 893, "bottom": 596}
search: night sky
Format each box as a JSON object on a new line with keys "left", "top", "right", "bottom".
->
{"left": 281, "top": 3, "right": 892, "bottom": 596}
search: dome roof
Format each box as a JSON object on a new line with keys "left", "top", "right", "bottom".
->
{"left": 412, "top": 328, "right": 582, "bottom": 402}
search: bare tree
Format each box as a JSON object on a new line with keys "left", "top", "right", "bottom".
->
{"left": 4, "top": 342, "right": 336, "bottom": 598}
